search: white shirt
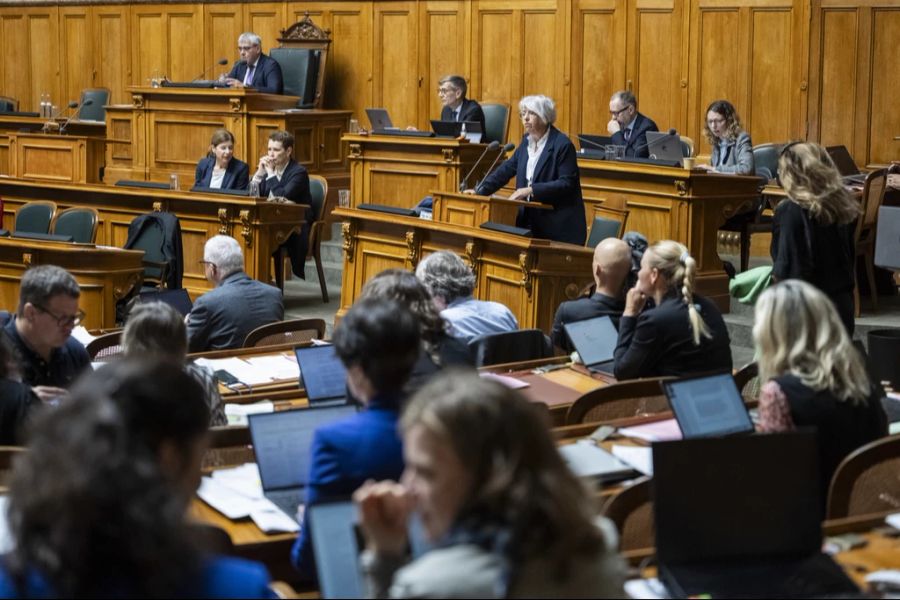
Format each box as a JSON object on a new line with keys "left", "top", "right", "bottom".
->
{"left": 525, "top": 130, "right": 550, "bottom": 186}
{"left": 209, "top": 168, "right": 226, "bottom": 189}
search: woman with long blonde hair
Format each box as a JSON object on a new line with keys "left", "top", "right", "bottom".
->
{"left": 771, "top": 141, "right": 859, "bottom": 333}
{"left": 613, "top": 240, "right": 732, "bottom": 379}
{"left": 754, "top": 280, "right": 886, "bottom": 496}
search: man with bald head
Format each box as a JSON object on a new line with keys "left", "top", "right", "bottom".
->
{"left": 551, "top": 237, "right": 632, "bottom": 352}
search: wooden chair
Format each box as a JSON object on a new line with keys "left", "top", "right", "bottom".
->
{"left": 826, "top": 434, "right": 900, "bottom": 519}
{"left": 243, "top": 318, "right": 327, "bottom": 348}
{"left": 468, "top": 329, "right": 554, "bottom": 367}
{"left": 586, "top": 206, "right": 630, "bottom": 247}
{"left": 85, "top": 331, "right": 124, "bottom": 361}
{"left": 565, "top": 377, "right": 673, "bottom": 425}
{"left": 854, "top": 168, "right": 887, "bottom": 316}
{"left": 679, "top": 136, "right": 695, "bottom": 157}
{"left": 308, "top": 174, "right": 332, "bottom": 302}
{"left": 14, "top": 201, "right": 57, "bottom": 234}
{"left": 733, "top": 362, "right": 760, "bottom": 406}
{"left": 274, "top": 13, "right": 331, "bottom": 109}
{"left": 601, "top": 476, "right": 654, "bottom": 552}
{"left": 77, "top": 88, "right": 110, "bottom": 122}
{"left": 51, "top": 207, "right": 99, "bottom": 243}
{"left": 203, "top": 425, "right": 254, "bottom": 470}
{"left": 481, "top": 102, "right": 510, "bottom": 145}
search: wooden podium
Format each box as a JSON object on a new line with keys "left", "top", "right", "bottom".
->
{"left": 7, "top": 132, "right": 105, "bottom": 184}
{"left": 431, "top": 190, "right": 552, "bottom": 228}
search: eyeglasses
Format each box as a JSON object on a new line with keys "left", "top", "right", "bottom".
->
{"left": 609, "top": 106, "right": 632, "bottom": 117}
{"left": 437, "top": 86, "right": 458, "bottom": 96}
{"left": 707, "top": 117, "right": 726, "bottom": 126}
{"left": 34, "top": 305, "right": 85, "bottom": 328}
{"left": 198, "top": 260, "right": 217, "bottom": 268}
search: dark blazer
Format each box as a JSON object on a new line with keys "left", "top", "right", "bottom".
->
{"left": 440, "top": 98, "right": 486, "bottom": 136}
{"left": 476, "top": 126, "right": 587, "bottom": 245}
{"left": 613, "top": 294, "right": 732, "bottom": 380}
{"left": 227, "top": 53, "right": 284, "bottom": 94}
{"left": 124, "top": 211, "right": 184, "bottom": 289}
{"left": 292, "top": 394, "right": 405, "bottom": 581}
{"left": 194, "top": 156, "right": 250, "bottom": 190}
{"left": 186, "top": 271, "right": 284, "bottom": 352}
{"left": 551, "top": 292, "right": 625, "bottom": 352}
{"left": 611, "top": 112, "right": 659, "bottom": 158}
{"left": 258, "top": 160, "right": 315, "bottom": 278}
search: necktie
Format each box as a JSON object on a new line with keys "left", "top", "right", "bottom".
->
{"left": 623, "top": 128, "right": 631, "bottom": 142}
{"left": 243, "top": 65, "right": 255, "bottom": 86}
{"left": 455, "top": 109, "right": 460, "bottom": 122}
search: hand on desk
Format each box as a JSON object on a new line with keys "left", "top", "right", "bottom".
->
{"left": 694, "top": 164, "right": 718, "bottom": 173}
{"left": 508, "top": 187, "right": 533, "bottom": 201}
{"left": 462, "top": 188, "right": 476, "bottom": 195}
{"left": 223, "top": 78, "right": 245, "bottom": 89}
{"left": 354, "top": 479, "right": 413, "bottom": 557}
{"left": 624, "top": 287, "right": 648, "bottom": 317}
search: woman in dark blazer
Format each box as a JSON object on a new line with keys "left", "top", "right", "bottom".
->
{"left": 473, "top": 95, "right": 586, "bottom": 245}
{"left": 193, "top": 128, "right": 250, "bottom": 190}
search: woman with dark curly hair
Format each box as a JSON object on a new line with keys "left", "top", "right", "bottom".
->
{"left": 697, "top": 99, "right": 754, "bottom": 175}
{"left": 0, "top": 360, "right": 274, "bottom": 598}
{"left": 355, "top": 371, "right": 626, "bottom": 598}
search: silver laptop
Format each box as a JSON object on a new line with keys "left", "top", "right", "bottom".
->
{"left": 563, "top": 315, "right": 619, "bottom": 375}
{"left": 646, "top": 131, "right": 684, "bottom": 165}
{"left": 365, "top": 108, "right": 395, "bottom": 130}
{"left": 662, "top": 372, "right": 754, "bottom": 438}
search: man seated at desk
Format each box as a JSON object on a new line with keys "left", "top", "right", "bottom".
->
{"left": 437, "top": 75, "right": 486, "bottom": 135}
{"left": 551, "top": 238, "right": 631, "bottom": 352}
{"left": 415, "top": 250, "right": 517, "bottom": 342}
{"left": 224, "top": 32, "right": 284, "bottom": 95}
{"left": 607, "top": 90, "right": 658, "bottom": 158}
{"left": 4, "top": 265, "right": 90, "bottom": 402}
{"left": 186, "top": 235, "right": 283, "bottom": 352}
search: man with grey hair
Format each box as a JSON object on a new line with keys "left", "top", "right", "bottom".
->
{"left": 438, "top": 75, "right": 486, "bottom": 135}
{"left": 4, "top": 265, "right": 90, "bottom": 400}
{"left": 606, "top": 90, "right": 658, "bottom": 158}
{"left": 224, "top": 32, "right": 283, "bottom": 94}
{"left": 415, "top": 250, "right": 517, "bottom": 341}
{"left": 186, "top": 235, "right": 284, "bottom": 352}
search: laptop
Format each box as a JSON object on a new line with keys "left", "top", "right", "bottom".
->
{"left": 365, "top": 107, "right": 395, "bottom": 130}
{"left": 558, "top": 441, "right": 638, "bottom": 483}
{"left": 248, "top": 404, "right": 358, "bottom": 521}
{"left": 430, "top": 120, "right": 483, "bottom": 143}
{"left": 138, "top": 288, "right": 192, "bottom": 316}
{"left": 295, "top": 345, "right": 350, "bottom": 406}
{"left": 645, "top": 131, "right": 684, "bottom": 166}
{"left": 563, "top": 315, "right": 619, "bottom": 375}
{"left": 826, "top": 145, "right": 867, "bottom": 185}
{"left": 875, "top": 206, "right": 900, "bottom": 270}
{"left": 662, "top": 372, "right": 754, "bottom": 438}
{"left": 577, "top": 133, "right": 615, "bottom": 152}
{"left": 653, "top": 432, "right": 859, "bottom": 599}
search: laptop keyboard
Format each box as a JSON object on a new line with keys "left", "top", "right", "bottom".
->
{"left": 265, "top": 489, "right": 303, "bottom": 523}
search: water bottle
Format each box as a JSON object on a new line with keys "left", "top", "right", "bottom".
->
{"left": 461, "top": 122, "right": 467, "bottom": 139}
{"left": 249, "top": 179, "right": 260, "bottom": 198}
{"left": 40, "top": 93, "right": 49, "bottom": 118}
{"left": 169, "top": 173, "right": 179, "bottom": 190}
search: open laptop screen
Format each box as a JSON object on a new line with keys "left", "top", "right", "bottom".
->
{"left": 825, "top": 145, "right": 861, "bottom": 176}
{"left": 564, "top": 316, "right": 618, "bottom": 366}
{"left": 249, "top": 405, "right": 357, "bottom": 491}
{"left": 663, "top": 373, "right": 753, "bottom": 438}
{"left": 295, "top": 345, "right": 349, "bottom": 405}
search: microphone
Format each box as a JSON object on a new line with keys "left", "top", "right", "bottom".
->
{"left": 459, "top": 140, "right": 500, "bottom": 192}
{"left": 59, "top": 100, "right": 93, "bottom": 134}
{"left": 193, "top": 58, "right": 229, "bottom": 82}
{"left": 42, "top": 101, "right": 78, "bottom": 133}
{"left": 577, "top": 135, "right": 608, "bottom": 150}
{"left": 474, "top": 143, "right": 515, "bottom": 195}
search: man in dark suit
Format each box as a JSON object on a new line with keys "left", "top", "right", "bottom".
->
{"left": 186, "top": 235, "right": 283, "bottom": 352}
{"left": 607, "top": 90, "right": 658, "bottom": 158}
{"left": 251, "top": 130, "right": 314, "bottom": 278}
{"left": 224, "top": 32, "right": 283, "bottom": 94}
{"left": 437, "top": 75, "right": 486, "bottom": 135}
{"left": 551, "top": 237, "right": 631, "bottom": 352}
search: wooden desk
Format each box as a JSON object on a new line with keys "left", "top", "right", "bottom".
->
{"left": 7, "top": 133, "right": 105, "bottom": 184}
{"left": 0, "top": 237, "right": 142, "bottom": 329}
{"left": 343, "top": 133, "right": 492, "bottom": 208}
{"left": 334, "top": 206, "right": 594, "bottom": 332}
{"left": 431, "top": 190, "right": 552, "bottom": 228}
{"left": 577, "top": 158, "right": 762, "bottom": 310}
{"left": 0, "top": 115, "right": 105, "bottom": 177}
{"left": 0, "top": 179, "right": 304, "bottom": 299}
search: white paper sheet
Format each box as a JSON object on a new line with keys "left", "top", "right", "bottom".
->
{"left": 611, "top": 444, "right": 654, "bottom": 476}
{"left": 223, "top": 401, "right": 274, "bottom": 426}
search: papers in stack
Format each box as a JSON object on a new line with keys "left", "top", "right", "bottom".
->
{"left": 224, "top": 401, "right": 274, "bottom": 426}
{"left": 71, "top": 326, "right": 96, "bottom": 346}
{"left": 197, "top": 463, "right": 300, "bottom": 533}
{"left": 195, "top": 354, "right": 298, "bottom": 387}
{"left": 617, "top": 418, "right": 683, "bottom": 442}
{"left": 479, "top": 372, "right": 530, "bottom": 389}
{"left": 559, "top": 440, "right": 637, "bottom": 483}
{"left": 611, "top": 444, "right": 653, "bottom": 476}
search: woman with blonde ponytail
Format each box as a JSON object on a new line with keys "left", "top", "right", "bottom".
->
{"left": 613, "top": 240, "right": 732, "bottom": 379}
{"left": 754, "top": 280, "right": 886, "bottom": 497}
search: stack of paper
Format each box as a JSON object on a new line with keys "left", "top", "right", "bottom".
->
{"left": 618, "top": 418, "right": 682, "bottom": 443}
{"left": 198, "top": 463, "right": 300, "bottom": 533}
{"left": 224, "top": 401, "right": 274, "bottom": 426}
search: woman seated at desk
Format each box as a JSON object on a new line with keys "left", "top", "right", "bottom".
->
{"left": 194, "top": 128, "right": 250, "bottom": 190}
{"left": 354, "top": 371, "right": 626, "bottom": 598}
{"left": 754, "top": 280, "right": 887, "bottom": 498}
{"left": 0, "top": 361, "right": 274, "bottom": 598}
{"left": 613, "top": 240, "right": 732, "bottom": 379}
{"left": 696, "top": 100, "right": 754, "bottom": 175}
{"left": 470, "top": 95, "right": 586, "bottom": 245}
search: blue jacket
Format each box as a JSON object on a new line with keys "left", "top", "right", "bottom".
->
{"left": 0, "top": 556, "right": 275, "bottom": 598}
{"left": 611, "top": 112, "right": 659, "bottom": 158}
{"left": 476, "top": 126, "right": 587, "bottom": 245}
{"left": 291, "top": 394, "right": 405, "bottom": 581}
{"left": 194, "top": 156, "right": 250, "bottom": 190}
{"left": 227, "top": 53, "right": 284, "bottom": 95}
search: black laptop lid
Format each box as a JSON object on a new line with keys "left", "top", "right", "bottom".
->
{"left": 825, "top": 145, "right": 861, "bottom": 176}
{"left": 663, "top": 373, "right": 754, "bottom": 438}
{"left": 309, "top": 501, "right": 364, "bottom": 599}
{"left": 653, "top": 431, "right": 822, "bottom": 565}
{"left": 563, "top": 316, "right": 618, "bottom": 366}
{"left": 139, "top": 288, "right": 192, "bottom": 316}
{"left": 295, "top": 345, "right": 349, "bottom": 405}
{"left": 249, "top": 405, "right": 357, "bottom": 492}
{"left": 578, "top": 133, "right": 614, "bottom": 151}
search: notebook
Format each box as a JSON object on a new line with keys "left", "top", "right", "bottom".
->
{"left": 563, "top": 315, "right": 619, "bottom": 375}
{"left": 295, "top": 345, "right": 349, "bottom": 406}
{"left": 662, "top": 372, "right": 754, "bottom": 438}
{"left": 826, "top": 145, "right": 867, "bottom": 185}
{"left": 248, "top": 404, "right": 358, "bottom": 522}
{"left": 653, "top": 432, "right": 859, "bottom": 598}
{"left": 645, "top": 131, "right": 684, "bottom": 166}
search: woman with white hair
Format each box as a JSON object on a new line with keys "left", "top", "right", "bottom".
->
{"left": 471, "top": 95, "right": 586, "bottom": 245}
{"left": 754, "top": 280, "right": 887, "bottom": 497}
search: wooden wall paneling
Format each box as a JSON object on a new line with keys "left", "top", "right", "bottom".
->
{"left": 373, "top": 2, "right": 419, "bottom": 128}
{"left": 473, "top": 2, "right": 522, "bottom": 139}
{"left": 0, "top": 7, "right": 59, "bottom": 113}
{"left": 570, "top": 0, "right": 624, "bottom": 136}
{"left": 92, "top": 5, "right": 131, "bottom": 105}
{"left": 808, "top": 6, "right": 859, "bottom": 150}
{"left": 166, "top": 5, "right": 204, "bottom": 82}
{"left": 867, "top": 7, "right": 900, "bottom": 165}
{"left": 522, "top": 1, "right": 567, "bottom": 131}
{"left": 132, "top": 5, "right": 167, "bottom": 86}
{"left": 418, "top": 1, "right": 469, "bottom": 129}
{"left": 59, "top": 6, "right": 93, "bottom": 107}
{"left": 204, "top": 4, "right": 243, "bottom": 80}
{"left": 242, "top": 2, "right": 287, "bottom": 55}
{"left": 626, "top": 0, "right": 685, "bottom": 135}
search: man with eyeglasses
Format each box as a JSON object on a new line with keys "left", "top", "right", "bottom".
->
{"left": 606, "top": 90, "right": 658, "bottom": 158}
{"left": 4, "top": 265, "right": 90, "bottom": 402}
{"left": 224, "top": 32, "right": 284, "bottom": 94}
{"left": 437, "top": 75, "right": 486, "bottom": 135}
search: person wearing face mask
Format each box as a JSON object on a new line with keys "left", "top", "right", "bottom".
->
{"left": 470, "top": 94, "right": 586, "bottom": 245}
{"left": 696, "top": 100, "right": 754, "bottom": 175}
{"left": 194, "top": 129, "right": 250, "bottom": 190}
{"left": 354, "top": 371, "right": 627, "bottom": 598}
